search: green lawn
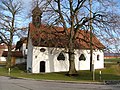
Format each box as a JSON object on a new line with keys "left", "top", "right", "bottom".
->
{"left": 105, "top": 58, "right": 120, "bottom": 63}
{"left": 0, "top": 62, "right": 120, "bottom": 82}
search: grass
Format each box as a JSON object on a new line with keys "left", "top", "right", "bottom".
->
{"left": 105, "top": 58, "right": 120, "bottom": 63}
{"left": 0, "top": 62, "right": 120, "bottom": 82}
{"left": 0, "top": 53, "right": 120, "bottom": 82}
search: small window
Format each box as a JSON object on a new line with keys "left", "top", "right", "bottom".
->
{"left": 57, "top": 52, "right": 65, "bottom": 61}
{"left": 79, "top": 54, "right": 86, "bottom": 61}
{"left": 35, "top": 55, "right": 37, "bottom": 58}
{"left": 97, "top": 55, "right": 100, "bottom": 61}
{"left": 40, "top": 48, "right": 46, "bottom": 52}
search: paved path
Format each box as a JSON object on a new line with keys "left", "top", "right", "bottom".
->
{"left": 0, "top": 76, "right": 120, "bottom": 90}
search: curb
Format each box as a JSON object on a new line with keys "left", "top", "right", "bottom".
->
{"left": 38, "top": 80, "right": 104, "bottom": 85}
{"left": 8, "top": 76, "right": 104, "bottom": 85}
{"left": 104, "top": 80, "right": 120, "bottom": 85}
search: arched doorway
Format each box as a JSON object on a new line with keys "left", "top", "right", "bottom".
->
{"left": 40, "top": 61, "right": 45, "bottom": 72}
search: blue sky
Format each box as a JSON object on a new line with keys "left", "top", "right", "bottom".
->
{"left": 19, "top": 0, "right": 120, "bottom": 52}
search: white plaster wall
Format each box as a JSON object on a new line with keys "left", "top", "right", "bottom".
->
{"left": 21, "top": 43, "right": 27, "bottom": 56}
{"left": 32, "top": 47, "right": 49, "bottom": 73}
{"left": 75, "top": 49, "right": 90, "bottom": 70}
{"left": 27, "top": 38, "right": 33, "bottom": 72}
{"left": 47, "top": 48, "right": 55, "bottom": 72}
{"left": 0, "top": 57, "right": 6, "bottom": 61}
{"left": 14, "top": 43, "right": 27, "bottom": 64}
{"left": 15, "top": 58, "right": 26, "bottom": 64}
{"left": 30, "top": 46, "right": 104, "bottom": 73}
{"left": 50, "top": 48, "right": 69, "bottom": 72}
{"left": 93, "top": 49, "right": 104, "bottom": 69}
{"left": 31, "top": 47, "right": 69, "bottom": 73}
{"left": 0, "top": 48, "right": 8, "bottom": 61}
{"left": 75, "top": 49, "right": 104, "bottom": 70}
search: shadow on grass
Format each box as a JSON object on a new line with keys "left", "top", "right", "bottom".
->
{"left": 1, "top": 63, "right": 120, "bottom": 82}
{"left": 60, "top": 70, "right": 120, "bottom": 81}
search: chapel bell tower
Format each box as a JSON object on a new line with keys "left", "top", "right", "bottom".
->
{"left": 32, "top": 5, "right": 42, "bottom": 28}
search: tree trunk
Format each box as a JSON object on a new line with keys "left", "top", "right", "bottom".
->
{"left": 67, "top": 48, "right": 77, "bottom": 76}
{"left": 6, "top": 45, "right": 12, "bottom": 68}
{"left": 67, "top": 0, "right": 77, "bottom": 75}
{"left": 6, "top": 29, "right": 13, "bottom": 68}
{"left": 67, "top": 34, "right": 77, "bottom": 76}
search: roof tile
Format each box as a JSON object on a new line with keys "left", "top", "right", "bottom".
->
{"left": 29, "top": 23, "right": 105, "bottom": 49}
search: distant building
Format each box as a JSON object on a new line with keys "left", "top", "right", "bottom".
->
{"left": 1, "top": 38, "right": 27, "bottom": 66}
{"left": 0, "top": 43, "right": 8, "bottom": 65}
{"left": 104, "top": 53, "right": 120, "bottom": 59}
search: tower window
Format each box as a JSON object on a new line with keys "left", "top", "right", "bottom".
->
{"left": 57, "top": 52, "right": 65, "bottom": 61}
{"left": 36, "top": 16, "right": 40, "bottom": 23}
{"left": 79, "top": 54, "right": 86, "bottom": 61}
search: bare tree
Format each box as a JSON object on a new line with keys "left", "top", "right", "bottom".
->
{"left": 0, "top": 0, "right": 23, "bottom": 68}
{"left": 42, "top": 0, "right": 102, "bottom": 75}
{"left": 92, "top": 0, "right": 120, "bottom": 53}
{"left": 29, "top": 0, "right": 120, "bottom": 75}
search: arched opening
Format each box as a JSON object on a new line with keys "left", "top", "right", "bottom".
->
{"left": 79, "top": 54, "right": 86, "bottom": 61}
{"left": 97, "top": 55, "right": 100, "bottom": 61}
{"left": 40, "top": 61, "right": 45, "bottom": 72}
{"left": 57, "top": 52, "right": 65, "bottom": 61}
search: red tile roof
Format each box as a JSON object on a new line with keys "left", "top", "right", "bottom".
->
{"left": 2, "top": 51, "right": 23, "bottom": 58}
{"left": 29, "top": 23, "right": 105, "bottom": 49}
